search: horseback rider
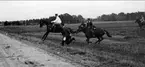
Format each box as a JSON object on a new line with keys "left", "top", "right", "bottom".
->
{"left": 87, "top": 18, "right": 96, "bottom": 36}
{"left": 51, "top": 14, "right": 64, "bottom": 32}
{"left": 140, "top": 15, "right": 145, "bottom": 23}
{"left": 87, "top": 18, "right": 92, "bottom": 28}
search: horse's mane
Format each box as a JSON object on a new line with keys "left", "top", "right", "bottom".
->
{"left": 135, "top": 19, "right": 141, "bottom": 23}
{"left": 48, "top": 16, "right": 56, "bottom": 21}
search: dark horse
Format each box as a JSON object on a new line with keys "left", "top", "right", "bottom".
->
{"left": 40, "top": 18, "right": 62, "bottom": 41}
{"left": 76, "top": 23, "right": 112, "bottom": 44}
{"left": 135, "top": 19, "right": 145, "bottom": 29}
{"left": 39, "top": 19, "right": 75, "bottom": 46}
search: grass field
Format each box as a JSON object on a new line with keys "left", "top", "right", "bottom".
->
{"left": 0, "top": 21, "right": 145, "bottom": 67}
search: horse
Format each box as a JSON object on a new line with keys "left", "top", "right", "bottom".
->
{"left": 76, "top": 23, "right": 112, "bottom": 44}
{"left": 135, "top": 19, "right": 145, "bottom": 29}
{"left": 61, "top": 27, "right": 76, "bottom": 46}
{"left": 39, "top": 19, "right": 76, "bottom": 46}
{"left": 39, "top": 18, "right": 65, "bottom": 40}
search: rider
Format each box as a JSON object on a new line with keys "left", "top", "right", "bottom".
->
{"left": 87, "top": 18, "right": 96, "bottom": 37}
{"left": 140, "top": 15, "right": 145, "bottom": 23}
{"left": 87, "top": 18, "right": 92, "bottom": 28}
{"left": 51, "top": 14, "right": 64, "bottom": 32}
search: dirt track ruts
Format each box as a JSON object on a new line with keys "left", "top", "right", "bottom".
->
{"left": 0, "top": 33, "right": 77, "bottom": 67}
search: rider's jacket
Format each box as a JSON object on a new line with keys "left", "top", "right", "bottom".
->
{"left": 87, "top": 21, "right": 93, "bottom": 27}
{"left": 51, "top": 16, "right": 62, "bottom": 24}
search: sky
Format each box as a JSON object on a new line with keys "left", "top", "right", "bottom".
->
{"left": 0, "top": 1, "right": 145, "bottom": 21}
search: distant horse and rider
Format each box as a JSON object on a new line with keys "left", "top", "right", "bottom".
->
{"left": 135, "top": 15, "right": 145, "bottom": 29}
{"left": 39, "top": 14, "right": 76, "bottom": 46}
{"left": 76, "top": 18, "right": 112, "bottom": 44}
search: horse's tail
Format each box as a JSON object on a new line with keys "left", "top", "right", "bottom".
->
{"left": 104, "top": 29, "right": 112, "bottom": 37}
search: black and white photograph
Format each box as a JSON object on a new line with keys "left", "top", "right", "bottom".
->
{"left": 0, "top": 1, "right": 145, "bottom": 67}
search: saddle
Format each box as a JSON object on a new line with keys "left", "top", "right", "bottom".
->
{"left": 88, "top": 25, "right": 96, "bottom": 30}
{"left": 52, "top": 24, "right": 63, "bottom": 32}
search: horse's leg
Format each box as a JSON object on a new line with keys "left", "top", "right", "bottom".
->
{"left": 86, "top": 38, "right": 91, "bottom": 44}
{"left": 95, "top": 37, "right": 99, "bottom": 44}
{"left": 42, "top": 31, "right": 49, "bottom": 41}
{"left": 66, "top": 37, "right": 75, "bottom": 46}
{"left": 101, "top": 37, "right": 104, "bottom": 41}
{"left": 64, "top": 36, "right": 70, "bottom": 46}
{"left": 61, "top": 40, "right": 65, "bottom": 46}
{"left": 98, "top": 36, "right": 104, "bottom": 44}
{"left": 61, "top": 36, "right": 66, "bottom": 46}
{"left": 98, "top": 37, "right": 102, "bottom": 44}
{"left": 42, "top": 25, "right": 49, "bottom": 40}
{"left": 42, "top": 24, "right": 51, "bottom": 41}
{"left": 95, "top": 37, "right": 101, "bottom": 44}
{"left": 42, "top": 32, "right": 47, "bottom": 40}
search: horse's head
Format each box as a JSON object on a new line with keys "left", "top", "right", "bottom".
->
{"left": 67, "top": 27, "right": 77, "bottom": 34}
{"left": 135, "top": 19, "right": 141, "bottom": 23}
{"left": 76, "top": 23, "right": 86, "bottom": 33}
{"left": 39, "top": 19, "right": 45, "bottom": 28}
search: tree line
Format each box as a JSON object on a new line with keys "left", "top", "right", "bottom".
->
{"left": 94, "top": 11, "right": 145, "bottom": 21}
{"left": 1, "top": 11, "right": 145, "bottom": 26}
{"left": 2, "top": 19, "right": 40, "bottom": 26}
{"left": 0, "top": 13, "right": 85, "bottom": 26}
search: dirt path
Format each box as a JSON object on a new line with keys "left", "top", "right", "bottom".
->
{"left": 0, "top": 33, "right": 76, "bottom": 67}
